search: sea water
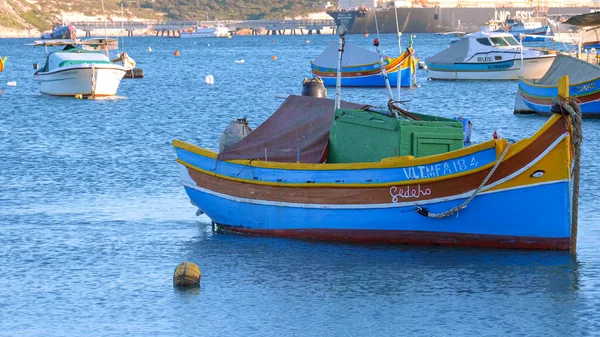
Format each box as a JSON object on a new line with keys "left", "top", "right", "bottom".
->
{"left": 0, "top": 34, "right": 599, "bottom": 336}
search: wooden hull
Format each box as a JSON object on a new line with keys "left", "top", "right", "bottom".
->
{"left": 516, "top": 76, "right": 600, "bottom": 116}
{"left": 311, "top": 49, "right": 416, "bottom": 87}
{"left": 173, "top": 113, "right": 574, "bottom": 250}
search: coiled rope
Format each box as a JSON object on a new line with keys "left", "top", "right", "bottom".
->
{"left": 552, "top": 96, "right": 583, "bottom": 255}
{"left": 415, "top": 140, "right": 512, "bottom": 219}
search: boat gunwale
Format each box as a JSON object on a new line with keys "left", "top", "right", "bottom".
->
{"left": 311, "top": 48, "right": 413, "bottom": 72}
{"left": 173, "top": 114, "right": 564, "bottom": 187}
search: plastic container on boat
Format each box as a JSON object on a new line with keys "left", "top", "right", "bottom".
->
{"left": 327, "top": 109, "right": 465, "bottom": 163}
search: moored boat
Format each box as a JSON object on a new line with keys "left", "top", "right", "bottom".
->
{"left": 502, "top": 17, "right": 551, "bottom": 42}
{"left": 34, "top": 42, "right": 126, "bottom": 97}
{"left": 311, "top": 40, "right": 416, "bottom": 87}
{"left": 549, "top": 12, "right": 600, "bottom": 49}
{"left": 41, "top": 23, "right": 77, "bottom": 40}
{"left": 0, "top": 56, "right": 6, "bottom": 73}
{"left": 174, "top": 92, "right": 582, "bottom": 249}
{"left": 515, "top": 54, "right": 600, "bottom": 116}
{"left": 426, "top": 31, "right": 556, "bottom": 80}
{"left": 180, "top": 25, "right": 231, "bottom": 38}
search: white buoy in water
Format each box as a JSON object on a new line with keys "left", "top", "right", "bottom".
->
{"left": 234, "top": 59, "right": 245, "bottom": 64}
{"left": 418, "top": 61, "right": 427, "bottom": 70}
{"left": 207, "top": 43, "right": 210, "bottom": 47}
{"left": 148, "top": 47, "right": 152, "bottom": 52}
{"left": 205, "top": 75, "right": 214, "bottom": 85}
{"left": 7, "top": 81, "right": 16, "bottom": 86}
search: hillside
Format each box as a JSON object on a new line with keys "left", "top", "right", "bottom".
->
{"left": 0, "top": 0, "right": 327, "bottom": 37}
{"left": 136, "top": 0, "right": 325, "bottom": 20}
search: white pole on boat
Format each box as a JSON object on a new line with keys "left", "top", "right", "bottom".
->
{"left": 520, "top": 34, "right": 525, "bottom": 78}
{"left": 578, "top": 29, "right": 583, "bottom": 59}
{"left": 335, "top": 24, "right": 347, "bottom": 111}
{"left": 101, "top": 0, "right": 109, "bottom": 58}
{"left": 121, "top": 2, "right": 125, "bottom": 53}
{"left": 394, "top": 5, "right": 402, "bottom": 99}
{"left": 373, "top": 9, "right": 394, "bottom": 101}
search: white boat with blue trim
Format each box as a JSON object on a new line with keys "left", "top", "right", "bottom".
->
{"left": 426, "top": 31, "right": 556, "bottom": 80}
{"left": 34, "top": 42, "right": 126, "bottom": 97}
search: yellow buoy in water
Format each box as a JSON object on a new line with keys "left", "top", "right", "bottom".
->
{"left": 174, "top": 50, "right": 180, "bottom": 57}
{"left": 271, "top": 55, "right": 277, "bottom": 60}
{"left": 173, "top": 261, "right": 201, "bottom": 286}
{"left": 74, "top": 94, "right": 83, "bottom": 99}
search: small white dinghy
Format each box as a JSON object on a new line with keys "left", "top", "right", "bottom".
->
{"left": 33, "top": 40, "right": 126, "bottom": 97}
{"left": 426, "top": 31, "right": 556, "bottom": 80}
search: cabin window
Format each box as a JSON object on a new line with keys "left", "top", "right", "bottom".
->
{"left": 476, "top": 38, "right": 492, "bottom": 46}
{"left": 490, "top": 37, "right": 509, "bottom": 46}
{"left": 504, "top": 36, "right": 520, "bottom": 46}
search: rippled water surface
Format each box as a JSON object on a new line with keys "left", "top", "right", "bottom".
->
{"left": 1, "top": 34, "right": 599, "bottom": 336}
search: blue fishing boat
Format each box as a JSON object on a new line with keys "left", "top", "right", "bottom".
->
{"left": 173, "top": 28, "right": 582, "bottom": 250}
{"left": 498, "top": 17, "right": 551, "bottom": 42}
{"left": 41, "top": 23, "right": 76, "bottom": 40}
{"left": 515, "top": 54, "right": 600, "bottom": 117}
{"left": 311, "top": 41, "right": 416, "bottom": 87}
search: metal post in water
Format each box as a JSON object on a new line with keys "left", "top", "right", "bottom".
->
{"left": 335, "top": 24, "right": 347, "bottom": 111}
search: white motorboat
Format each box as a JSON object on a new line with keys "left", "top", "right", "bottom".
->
{"left": 34, "top": 43, "right": 126, "bottom": 97}
{"left": 179, "top": 25, "right": 231, "bottom": 38}
{"left": 426, "top": 31, "right": 556, "bottom": 80}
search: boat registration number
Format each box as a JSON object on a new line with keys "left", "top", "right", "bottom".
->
{"left": 477, "top": 57, "right": 493, "bottom": 62}
{"left": 577, "top": 83, "right": 596, "bottom": 93}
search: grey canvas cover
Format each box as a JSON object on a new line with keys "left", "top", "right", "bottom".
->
{"left": 313, "top": 42, "right": 380, "bottom": 69}
{"left": 218, "top": 95, "right": 368, "bottom": 163}
{"left": 425, "top": 38, "right": 471, "bottom": 65}
{"left": 536, "top": 54, "right": 600, "bottom": 85}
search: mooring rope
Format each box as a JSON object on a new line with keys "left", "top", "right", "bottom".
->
{"left": 552, "top": 95, "right": 583, "bottom": 255}
{"left": 415, "top": 140, "right": 512, "bottom": 219}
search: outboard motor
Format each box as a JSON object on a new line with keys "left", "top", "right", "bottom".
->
{"left": 301, "top": 77, "right": 327, "bottom": 98}
{"left": 219, "top": 117, "right": 252, "bottom": 152}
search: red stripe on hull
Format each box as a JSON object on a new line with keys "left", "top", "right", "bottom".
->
{"left": 219, "top": 226, "right": 570, "bottom": 250}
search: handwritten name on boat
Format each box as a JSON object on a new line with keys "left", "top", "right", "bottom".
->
{"left": 390, "top": 185, "right": 432, "bottom": 202}
{"left": 402, "top": 157, "right": 479, "bottom": 180}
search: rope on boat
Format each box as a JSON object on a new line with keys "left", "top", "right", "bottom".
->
{"left": 552, "top": 95, "right": 583, "bottom": 255}
{"left": 415, "top": 141, "right": 512, "bottom": 219}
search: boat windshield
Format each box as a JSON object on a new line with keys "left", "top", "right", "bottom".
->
{"left": 490, "top": 37, "right": 509, "bottom": 46}
{"left": 504, "top": 36, "right": 520, "bottom": 46}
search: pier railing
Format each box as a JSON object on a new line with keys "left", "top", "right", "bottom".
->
{"left": 70, "top": 19, "right": 336, "bottom": 31}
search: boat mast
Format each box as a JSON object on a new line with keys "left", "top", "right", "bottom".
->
{"left": 101, "top": 0, "right": 109, "bottom": 57}
{"left": 373, "top": 8, "right": 394, "bottom": 101}
{"left": 335, "top": 24, "right": 347, "bottom": 111}
{"left": 121, "top": 2, "right": 125, "bottom": 53}
{"left": 394, "top": 4, "right": 402, "bottom": 99}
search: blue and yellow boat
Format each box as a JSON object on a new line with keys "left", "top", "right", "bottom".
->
{"left": 311, "top": 41, "right": 416, "bottom": 87}
{"left": 173, "top": 85, "right": 580, "bottom": 249}
{"left": 516, "top": 54, "right": 600, "bottom": 117}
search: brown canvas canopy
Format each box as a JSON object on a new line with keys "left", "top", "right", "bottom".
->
{"left": 218, "top": 95, "right": 368, "bottom": 163}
